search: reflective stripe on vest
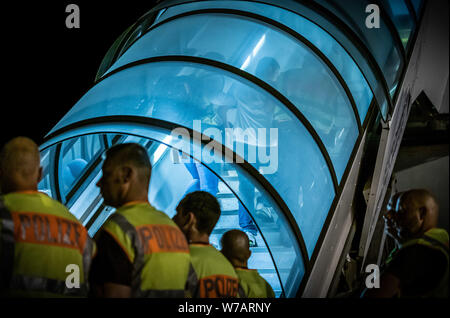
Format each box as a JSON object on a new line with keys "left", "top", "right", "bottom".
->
{"left": 107, "top": 213, "right": 145, "bottom": 296}
{"left": 402, "top": 231, "right": 449, "bottom": 252}
{"left": 83, "top": 237, "right": 95, "bottom": 280}
{"left": 1, "top": 192, "right": 93, "bottom": 297}
{"left": 0, "top": 197, "right": 14, "bottom": 290}
{"left": 185, "top": 263, "right": 198, "bottom": 298}
{"left": 9, "top": 274, "right": 88, "bottom": 297}
{"left": 105, "top": 209, "right": 190, "bottom": 297}
{"left": 238, "top": 284, "right": 246, "bottom": 298}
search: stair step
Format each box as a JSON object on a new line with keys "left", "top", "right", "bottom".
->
{"left": 218, "top": 181, "right": 238, "bottom": 194}
{"left": 224, "top": 169, "right": 237, "bottom": 177}
{"left": 220, "top": 209, "right": 239, "bottom": 216}
{"left": 221, "top": 174, "right": 238, "bottom": 183}
{"left": 213, "top": 223, "right": 280, "bottom": 234}
{"left": 218, "top": 196, "right": 239, "bottom": 213}
{"left": 214, "top": 214, "right": 239, "bottom": 229}
{"left": 210, "top": 227, "right": 289, "bottom": 249}
{"left": 249, "top": 249, "right": 295, "bottom": 269}
{"left": 216, "top": 192, "right": 235, "bottom": 199}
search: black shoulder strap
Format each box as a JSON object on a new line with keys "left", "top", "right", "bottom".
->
{"left": 185, "top": 263, "right": 199, "bottom": 298}
{"left": 107, "top": 213, "right": 144, "bottom": 295}
{"left": 0, "top": 197, "right": 15, "bottom": 291}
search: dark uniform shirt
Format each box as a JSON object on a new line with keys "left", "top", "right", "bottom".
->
{"left": 89, "top": 230, "right": 132, "bottom": 287}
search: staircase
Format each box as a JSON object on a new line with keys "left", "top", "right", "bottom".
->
{"left": 210, "top": 167, "right": 296, "bottom": 298}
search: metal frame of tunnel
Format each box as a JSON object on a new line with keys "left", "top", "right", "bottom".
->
{"left": 46, "top": 0, "right": 424, "bottom": 297}
{"left": 43, "top": 115, "right": 312, "bottom": 297}
{"left": 96, "top": 0, "right": 413, "bottom": 121}
{"left": 95, "top": 54, "right": 341, "bottom": 192}
{"left": 99, "top": 7, "right": 364, "bottom": 135}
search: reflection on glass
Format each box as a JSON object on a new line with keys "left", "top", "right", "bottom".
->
{"left": 38, "top": 149, "right": 52, "bottom": 197}
{"left": 108, "top": 14, "right": 359, "bottom": 180}
{"left": 313, "top": 0, "right": 403, "bottom": 92}
{"left": 144, "top": 0, "right": 372, "bottom": 122}
{"left": 43, "top": 132, "right": 304, "bottom": 297}
{"left": 148, "top": 133, "right": 303, "bottom": 297}
{"left": 51, "top": 62, "right": 335, "bottom": 256}
{"left": 59, "top": 135, "right": 102, "bottom": 200}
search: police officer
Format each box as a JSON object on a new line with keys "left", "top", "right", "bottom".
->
{"left": 363, "top": 189, "right": 448, "bottom": 298}
{"left": 90, "top": 143, "right": 190, "bottom": 298}
{"left": 173, "top": 191, "right": 239, "bottom": 298}
{"left": 0, "top": 137, "right": 95, "bottom": 297}
{"left": 221, "top": 229, "right": 275, "bottom": 298}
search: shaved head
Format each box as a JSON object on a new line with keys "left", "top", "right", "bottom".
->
{"left": 384, "top": 188, "right": 440, "bottom": 242}
{"left": 221, "top": 229, "right": 252, "bottom": 267}
{"left": 0, "top": 137, "right": 42, "bottom": 193}
{"left": 402, "top": 189, "right": 439, "bottom": 231}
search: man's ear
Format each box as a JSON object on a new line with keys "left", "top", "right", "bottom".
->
{"left": 419, "top": 206, "right": 427, "bottom": 221}
{"left": 121, "top": 166, "right": 133, "bottom": 183}
{"left": 186, "top": 212, "right": 196, "bottom": 230}
{"left": 178, "top": 211, "right": 196, "bottom": 234}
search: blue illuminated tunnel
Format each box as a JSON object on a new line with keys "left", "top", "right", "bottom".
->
{"left": 39, "top": 0, "right": 421, "bottom": 297}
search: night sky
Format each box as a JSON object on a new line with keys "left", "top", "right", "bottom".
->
{"left": 1, "top": 1, "right": 158, "bottom": 147}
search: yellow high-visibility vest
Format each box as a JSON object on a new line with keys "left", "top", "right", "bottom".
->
{"left": 100, "top": 201, "right": 190, "bottom": 297}
{"left": 385, "top": 228, "right": 449, "bottom": 298}
{"left": 235, "top": 267, "right": 275, "bottom": 298}
{"left": 186, "top": 244, "right": 239, "bottom": 298}
{"left": 0, "top": 191, "right": 95, "bottom": 297}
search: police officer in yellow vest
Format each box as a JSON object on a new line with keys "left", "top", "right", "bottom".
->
{"left": 221, "top": 229, "right": 275, "bottom": 298}
{"left": 173, "top": 191, "right": 239, "bottom": 298}
{"left": 89, "top": 143, "right": 190, "bottom": 298}
{"left": 364, "top": 189, "right": 448, "bottom": 298}
{"left": 0, "top": 137, "right": 95, "bottom": 297}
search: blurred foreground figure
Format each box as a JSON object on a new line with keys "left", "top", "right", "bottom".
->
{"left": 90, "top": 143, "right": 190, "bottom": 297}
{"left": 173, "top": 191, "right": 239, "bottom": 298}
{"left": 221, "top": 229, "right": 275, "bottom": 298}
{"left": 363, "top": 189, "right": 448, "bottom": 298}
{"left": 0, "top": 137, "right": 95, "bottom": 297}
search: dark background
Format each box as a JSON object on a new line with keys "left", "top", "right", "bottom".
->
{"left": 1, "top": 1, "right": 158, "bottom": 147}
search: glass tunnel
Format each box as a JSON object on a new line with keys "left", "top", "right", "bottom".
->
{"left": 39, "top": 0, "right": 422, "bottom": 297}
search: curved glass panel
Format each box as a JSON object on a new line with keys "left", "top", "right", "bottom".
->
{"left": 41, "top": 130, "right": 305, "bottom": 297}
{"left": 58, "top": 134, "right": 103, "bottom": 201}
{"left": 37, "top": 148, "right": 53, "bottom": 197}
{"left": 313, "top": 0, "right": 403, "bottom": 92}
{"left": 380, "top": 0, "right": 414, "bottom": 48}
{"left": 108, "top": 14, "right": 358, "bottom": 181}
{"left": 51, "top": 62, "right": 335, "bottom": 256}
{"left": 145, "top": 0, "right": 373, "bottom": 123}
